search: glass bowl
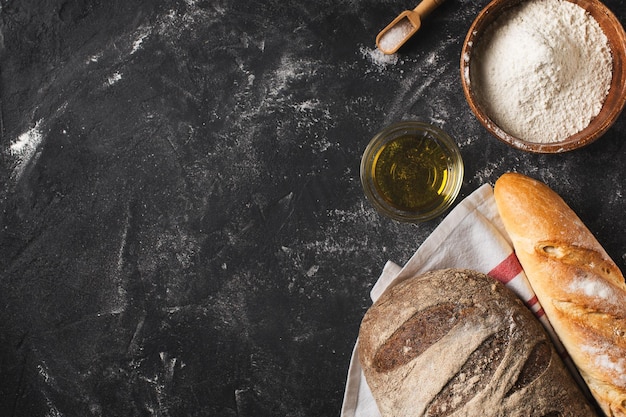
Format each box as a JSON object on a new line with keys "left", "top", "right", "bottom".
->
{"left": 360, "top": 121, "right": 464, "bottom": 222}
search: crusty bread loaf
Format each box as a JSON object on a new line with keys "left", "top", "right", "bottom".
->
{"left": 494, "top": 172, "right": 626, "bottom": 417}
{"left": 358, "top": 268, "right": 597, "bottom": 417}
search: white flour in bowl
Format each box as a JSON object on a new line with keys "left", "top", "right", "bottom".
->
{"left": 472, "top": 0, "right": 612, "bottom": 143}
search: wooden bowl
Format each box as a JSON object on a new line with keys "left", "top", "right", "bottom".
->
{"left": 460, "top": 0, "right": 626, "bottom": 153}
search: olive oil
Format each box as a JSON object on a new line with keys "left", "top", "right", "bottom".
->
{"left": 372, "top": 135, "right": 450, "bottom": 212}
{"left": 360, "top": 121, "right": 463, "bottom": 222}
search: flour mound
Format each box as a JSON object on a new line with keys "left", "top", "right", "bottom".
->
{"left": 473, "top": 0, "right": 612, "bottom": 143}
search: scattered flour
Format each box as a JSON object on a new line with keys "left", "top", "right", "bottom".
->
{"left": 472, "top": 0, "right": 612, "bottom": 143}
{"left": 360, "top": 46, "right": 399, "bottom": 69}
{"left": 10, "top": 121, "right": 42, "bottom": 155}
{"left": 581, "top": 344, "right": 626, "bottom": 386}
{"left": 10, "top": 119, "right": 44, "bottom": 180}
{"left": 106, "top": 71, "right": 123, "bottom": 86}
{"left": 131, "top": 27, "right": 151, "bottom": 54}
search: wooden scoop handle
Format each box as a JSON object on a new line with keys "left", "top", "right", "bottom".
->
{"left": 413, "top": 0, "right": 446, "bottom": 18}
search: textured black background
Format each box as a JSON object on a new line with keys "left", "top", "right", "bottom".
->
{"left": 0, "top": 0, "right": 624, "bottom": 415}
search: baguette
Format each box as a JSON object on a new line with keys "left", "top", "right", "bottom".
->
{"left": 494, "top": 172, "right": 626, "bottom": 417}
{"left": 358, "top": 268, "right": 597, "bottom": 417}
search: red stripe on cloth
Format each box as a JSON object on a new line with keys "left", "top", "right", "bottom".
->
{"left": 488, "top": 252, "right": 523, "bottom": 284}
{"left": 535, "top": 308, "right": 546, "bottom": 318}
{"left": 526, "top": 295, "right": 539, "bottom": 309}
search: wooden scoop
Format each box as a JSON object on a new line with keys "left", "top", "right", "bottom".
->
{"left": 376, "top": 0, "right": 446, "bottom": 54}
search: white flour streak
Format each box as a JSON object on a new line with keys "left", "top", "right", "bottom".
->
{"left": 154, "top": 4, "right": 225, "bottom": 45}
{"left": 104, "top": 201, "right": 131, "bottom": 316}
{"left": 609, "top": 187, "right": 623, "bottom": 206}
{"left": 473, "top": 159, "right": 504, "bottom": 184}
{"left": 294, "top": 99, "right": 320, "bottom": 112}
{"left": 10, "top": 119, "right": 44, "bottom": 181}
{"left": 425, "top": 50, "right": 437, "bottom": 65}
{"left": 456, "top": 133, "right": 476, "bottom": 148}
{"left": 382, "top": 37, "right": 455, "bottom": 124}
{"left": 131, "top": 27, "right": 151, "bottom": 54}
{"left": 311, "top": 136, "right": 332, "bottom": 153}
{"left": 44, "top": 398, "right": 63, "bottom": 417}
{"left": 306, "top": 265, "right": 319, "bottom": 277}
{"left": 10, "top": 120, "right": 43, "bottom": 155}
{"left": 37, "top": 362, "right": 51, "bottom": 383}
{"left": 117, "top": 205, "right": 130, "bottom": 272}
{"left": 301, "top": 204, "right": 379, "bottom": 256}
{"left": 140, "top": 351, "right": 181, "bottom": 416}
{"left": 430, "top": 116, "right": 446, "bottom": 126}
{"left": 106, "top": 71, "right": 123, "bottom": 86}
{"left": 87, "top": 52, "right": 102, "bottom": 64}
{"left": 292, "top": 99, "right": 333, "bottom": 133}
{"left": 160, "top": 352, "right": 177, "bottom": 385}
{"left": 270, "top": 54, "right": 319, "bottom": 97}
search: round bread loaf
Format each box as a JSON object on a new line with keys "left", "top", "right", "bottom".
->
{"left": 358, "top": 268, "right": 598, "bottom": 417}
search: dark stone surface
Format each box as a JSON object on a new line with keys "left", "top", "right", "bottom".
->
{"left": 0, "top": 0, "right": 624, "bottom": 415}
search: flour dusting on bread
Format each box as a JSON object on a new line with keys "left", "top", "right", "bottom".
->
{"left": 358, "top": 268, "right": 598, "bottom": 417}
{"left": 494, "top": 172, "right": 626, "bottom": 417}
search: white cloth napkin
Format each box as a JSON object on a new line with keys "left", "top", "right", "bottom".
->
{"left": 341, "top": 184, "right": 586, "bottom": 417}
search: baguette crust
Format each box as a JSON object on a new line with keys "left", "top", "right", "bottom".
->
{"left": 358, "top": 268, "right": 597, "bottom": 417}
{"left": 494, "top": 172, "right": 626, "bottom": 417}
